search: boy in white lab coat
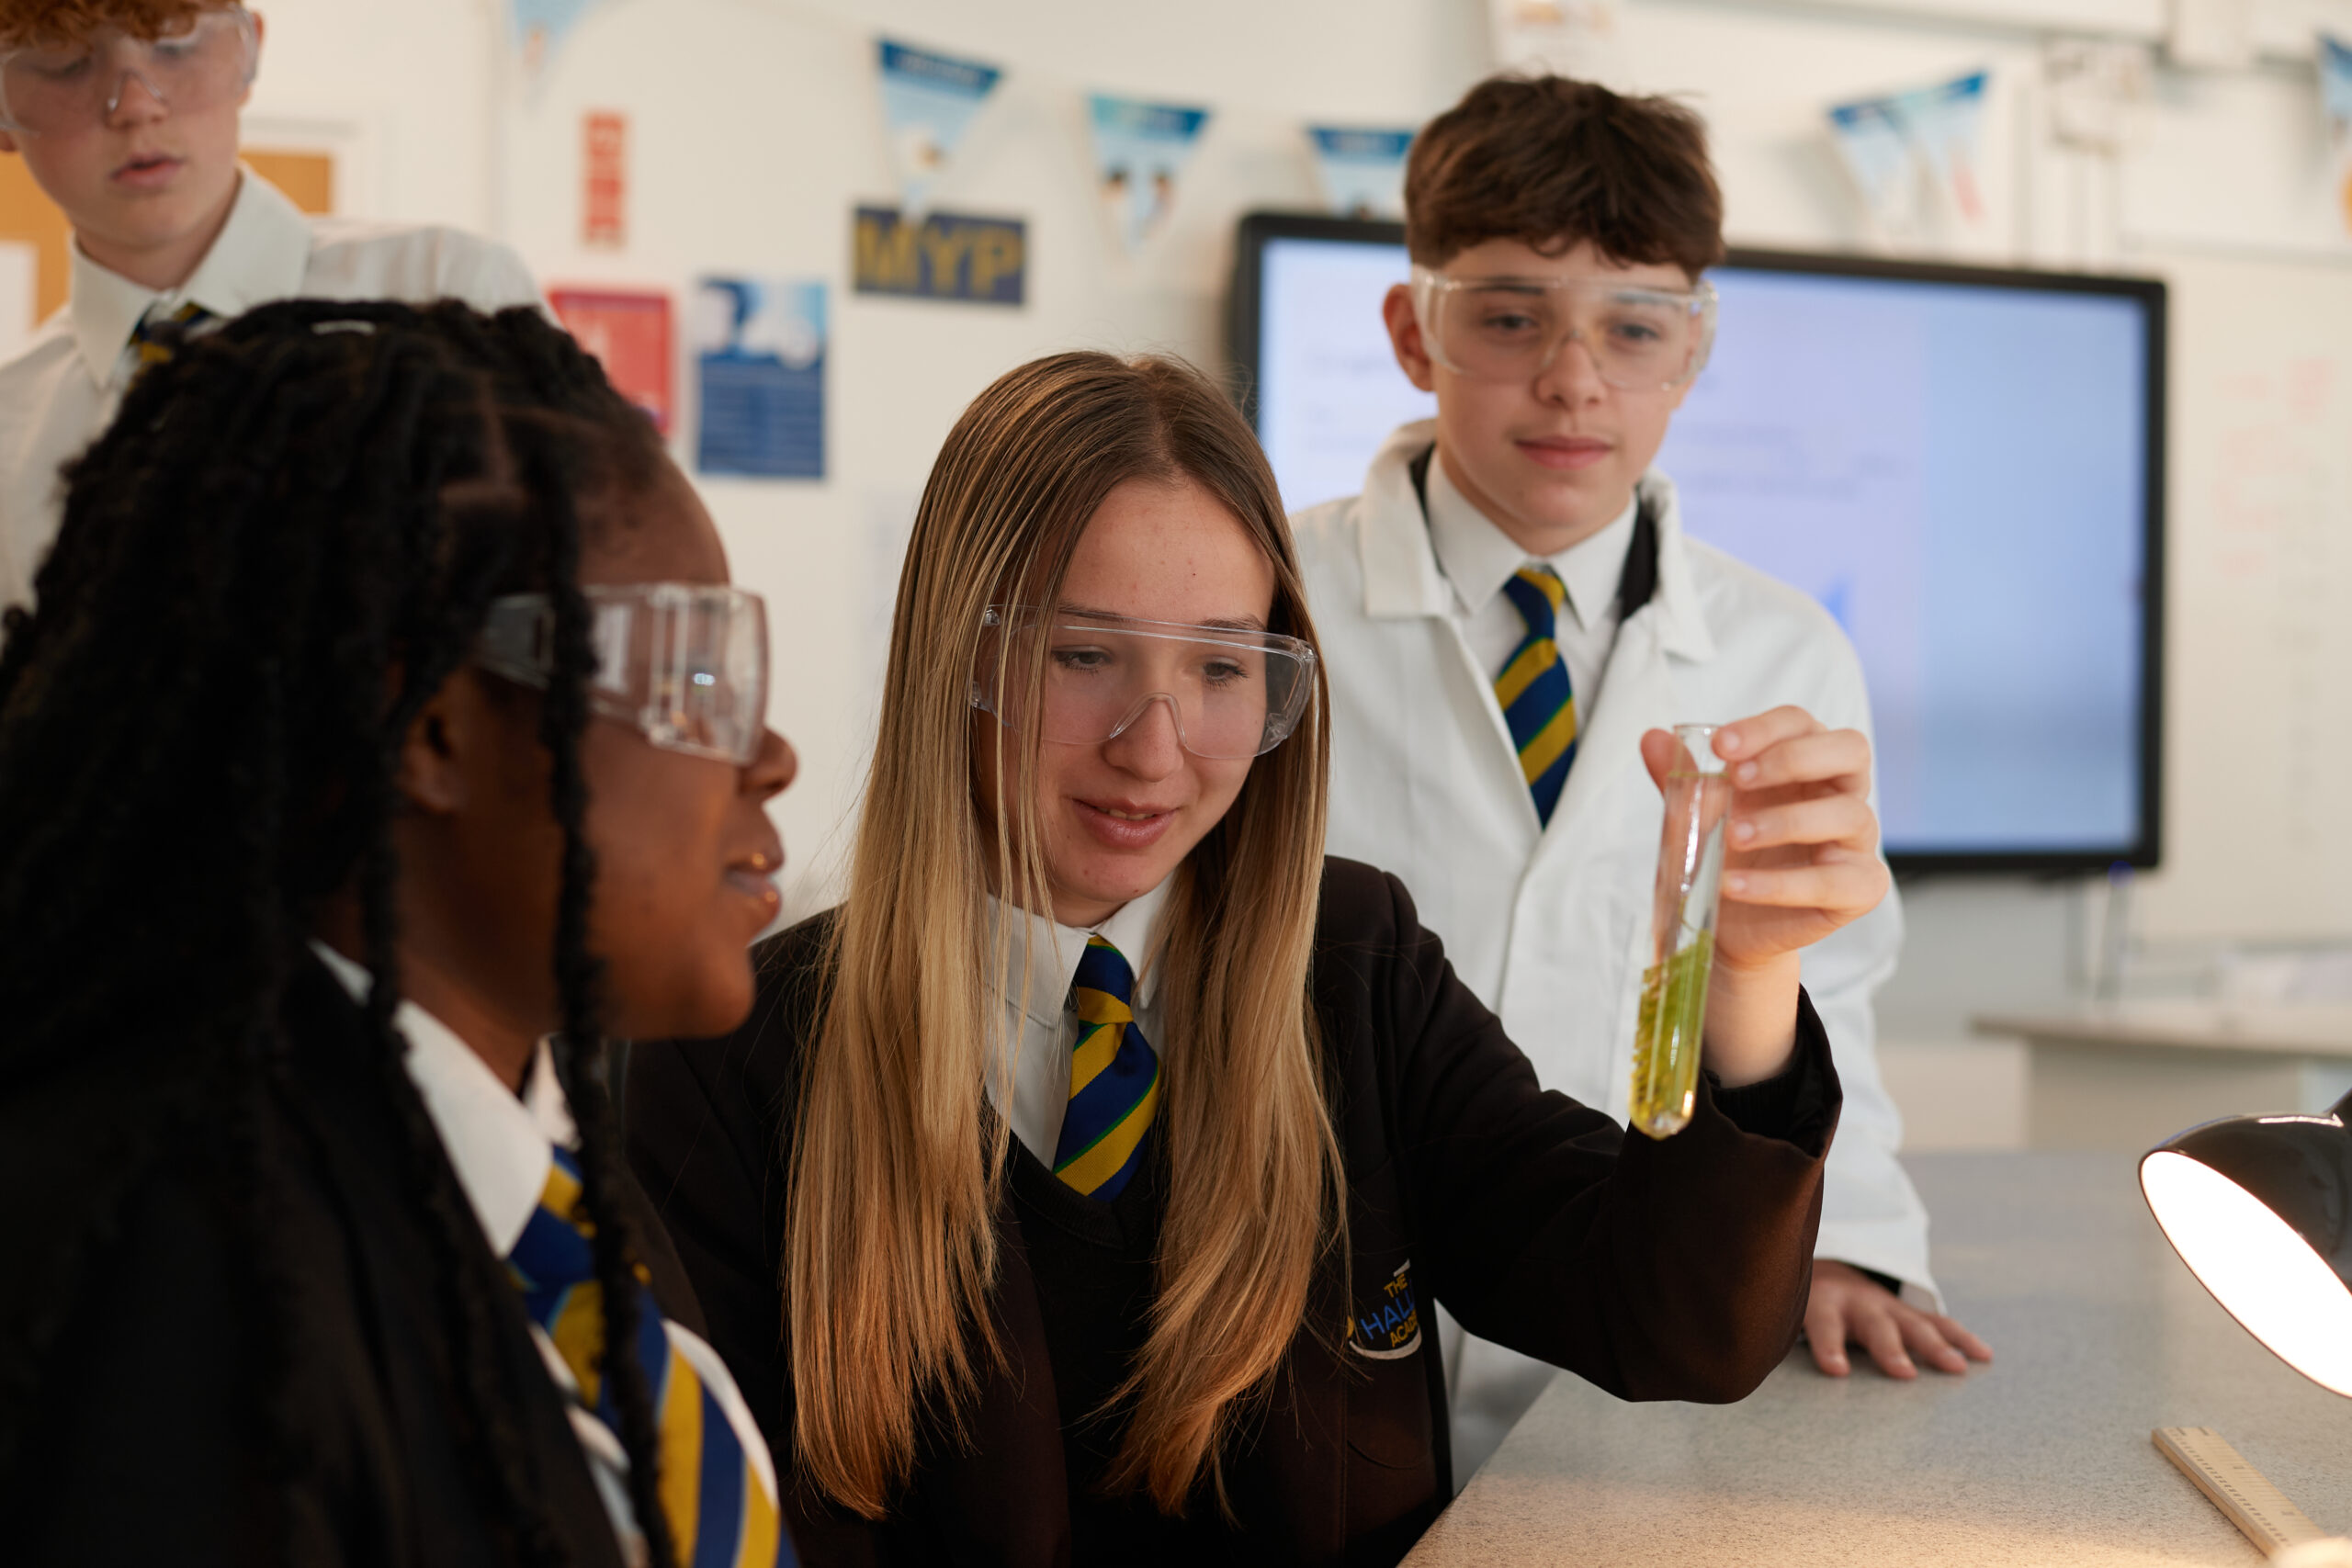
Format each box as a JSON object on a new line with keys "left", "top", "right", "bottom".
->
{"left": 1291, "top": 74, "right": 1992, "bottom": 1477}
{"left": 0, "top": 0, "right": 545, "bottom": 615}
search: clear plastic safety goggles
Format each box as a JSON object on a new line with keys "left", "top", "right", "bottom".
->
{"left": 0, "top": 4, "right": 257, "bottom": 135}
{"left": 970, "top": 606, "right": 1317, "bottom": 761}
{"left": 1410, "top": 265, "right": 1717, "bottom": 392}
{"left": 473, "top": 583, "right": 770, "bottom": 766}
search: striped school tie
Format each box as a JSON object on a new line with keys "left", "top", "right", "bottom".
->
{"left": 1496, "top": 565, "right": 1578, "bottom": 827}
{"left": 508, "top": 1146, "right": 791, "bottom": 1568}
{"left": 129, "top": 300, "right": 214, "bottom": 371}
{"left": 1051, "top": 936, "right": 1161, "bottom": 1201}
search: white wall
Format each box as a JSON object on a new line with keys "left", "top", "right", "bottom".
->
{"left": 249, "top": 0, "right": 2352, "bottom": 1145}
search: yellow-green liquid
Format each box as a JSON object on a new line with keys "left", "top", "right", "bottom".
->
{"left": 1630, "top": 929, "right": 1713, "bottom": 1139}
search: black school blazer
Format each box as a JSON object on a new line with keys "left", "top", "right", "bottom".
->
{"left": 626, "top": 857, "right": 1841, "bottom": 1568}
{"left": 0, "top": 957, "right": 702, "bottom": 1568}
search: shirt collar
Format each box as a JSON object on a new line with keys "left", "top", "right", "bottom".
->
{"left": 68, "top": 167, "right": 311, "bottom": 387}
{"left": 1423, "top": 452, "right": 1638, "bottom": 633}
{"left": 986, "top": 875, "right": 1173, "bottom": 1030}
{"left": 309, "top": 941, "right": 573, "bottom": 1258}
{"left": 1355, "top": 421, "right": 1715, "bottom": 662}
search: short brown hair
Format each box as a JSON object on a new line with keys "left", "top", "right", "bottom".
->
{"left": 1405, "top": 74, "right": 1724, "bottom": 276}
{"left": 0, "top": 0, "right": 209, "bottom": 46}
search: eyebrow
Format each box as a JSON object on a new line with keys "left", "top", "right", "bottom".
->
{"left": 1057, "top": 602, "right": 1269, "bottom": 633}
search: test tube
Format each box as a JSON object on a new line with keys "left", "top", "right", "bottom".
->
{"left": 1628, "top": 724, "right": 1731, "bottom": 1139}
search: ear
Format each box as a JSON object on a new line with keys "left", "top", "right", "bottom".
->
{"left": 392, "top": 672, "right": 473, "bottom": 816}
{"left": 241, "top": 10, "right": 265, "bottom": 101}
{"left": 1383, "top": 282, "right": 1436, "bottom": 394}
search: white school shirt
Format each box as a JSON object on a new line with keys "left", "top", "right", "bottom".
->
{"left": 982, "top": 879, "right": 1170, "bottom": 1167}
{"left": 309, "top": 944, "right": 778, "bottom": 1566}
{"left": 0, "top": 168, "right": 546, "bottom": 615}
{"left": 1423, "top": 452, "right": 1639, "bottom": 721}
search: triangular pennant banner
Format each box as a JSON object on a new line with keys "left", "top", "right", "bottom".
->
{"left": 877, "top": 39, "right": 1004, "bottom": 219}
{"left": 1087, "top": 96, "right": 1211, "bottom": 252}
{"left": 1826, "top": 68, "right": 1989, "bottom": 242}
{"left": 509, "top": 0, "right": 601, "bottom": 87}
{"left": 1894, "top": 70, "right": 1988, "bottom": 228}
{"left": 1306, "top": 127, "right": 1414, "bottom": 220}
{"left": 2321, "top": 33, "right": 2352, "bottom": 235}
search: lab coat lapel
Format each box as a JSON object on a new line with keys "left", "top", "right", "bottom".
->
{"left": 1356, "top": 428, "right": 1551, "bottom": 840}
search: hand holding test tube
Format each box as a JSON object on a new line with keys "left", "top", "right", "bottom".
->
{"left": 1630, "top": 705, "right": 1892, "bottom": 1128}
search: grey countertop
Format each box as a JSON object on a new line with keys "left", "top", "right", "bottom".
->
{"left": 1404, "top": 1152, "right": 2352, "bottom": 1565}
{"left": 1973, "top": 1005, "right": 2352, "bottom": 1058}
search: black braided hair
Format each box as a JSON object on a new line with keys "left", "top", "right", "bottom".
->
{"left": 0, "top": 299, "right": 682, "bottom": 1567}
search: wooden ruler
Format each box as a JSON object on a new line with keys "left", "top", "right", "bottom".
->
{"left": 2154, "top": 1426, "right": 2329, "bottom": 1555}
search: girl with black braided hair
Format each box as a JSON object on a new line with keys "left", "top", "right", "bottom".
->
{"left": 0, "top": 299, "right": 801, "bottom": 1568}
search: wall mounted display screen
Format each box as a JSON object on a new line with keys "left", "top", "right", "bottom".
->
{"left": 1229, "top": 212, "right": 2165, "bottom": 874}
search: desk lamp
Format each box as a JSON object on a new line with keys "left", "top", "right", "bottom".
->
{"left": 2142, "top": 1100, "right": 2352, "bottom": 1558}
{"left": 2140, "top": 1093, "right": 2352, "bottom": 1397}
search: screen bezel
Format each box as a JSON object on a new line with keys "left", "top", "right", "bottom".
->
{"left": 1227, "top": 209, "right": 2167, "bottom": 876}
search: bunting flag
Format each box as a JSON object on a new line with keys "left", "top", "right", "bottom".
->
{"left": 877, "top": 39, "right": 1003, "bottom": 218}
{"left": 1826, "top": 69, "right": 1990, "bottom": 243}
{"left": 1900, "top": 70, "right": 1988, "bottom": 229}
{"left": 1488, "top": 0, "right": 1625, "bottom": 85}
{"left": 2042, "top": 40, "right": 2151, "bottom": 157}
{"left": 2322, "top": 34, "right": 2352, "bottom": 236}
{"left": 1087, "top": 96, "right": 1211, "bottom": 252}
{"left": 1826, "top": 96, "right": 1920, "bottom": 240}
{"left": 1306, "top": 127, "right": 1414, "bottom": 220}
{"left": 509, "top": 0, "right": 602, "bottom": 88}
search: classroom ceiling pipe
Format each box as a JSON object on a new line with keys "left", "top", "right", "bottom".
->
{"left": 2142, "top": 1096, "right": 2352, "bottom": 1397}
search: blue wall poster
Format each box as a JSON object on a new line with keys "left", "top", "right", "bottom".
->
{"left": 852, "top": 206, "right": 1026, "bottom": 305}
{"left": 691, "top": 277, "right": 825, "bottom": 480}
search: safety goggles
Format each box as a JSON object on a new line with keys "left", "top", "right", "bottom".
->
{"left": 970, "top": 606, "right": 1317, "bottom": 761}
{"left": 1410, "top": 265, "right": 1717, "bottom": 392}
{"left": 0, "top": 4, "right": 256, "bottom": 135}
{"left": 473, "top": 583, "right": 769, "bottom": 766}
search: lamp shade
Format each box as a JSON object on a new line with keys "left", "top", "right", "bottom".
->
{"left": 2141, "top": 1093, "right": 2352, "bottom": 1397}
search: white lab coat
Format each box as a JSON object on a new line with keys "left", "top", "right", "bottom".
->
{"left": 1292, "top": 422, "right": 1935, "bottom": 1468}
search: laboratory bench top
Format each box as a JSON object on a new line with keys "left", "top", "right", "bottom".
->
{"left": 1403, "top": 1151, "right": 2352, "bottom": 1566}
{"left": 1973, "top": 1004, "right": 2352, "bottom": 1059}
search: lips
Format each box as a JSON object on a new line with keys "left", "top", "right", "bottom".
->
{"left": 111, "top": 152, "right": 184, "bottom": 189}
{"left": 1516, "top": 434, "right": 1613, "bottom": 471}
{"left": 723, "top": 842, "right": 785, "bottom": 915}
{"left": 1074, "top": 797, "right": 1176, "bottom": 851}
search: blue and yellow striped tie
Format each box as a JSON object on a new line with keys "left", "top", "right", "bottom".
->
{"left": 1052, "top": 936, "right": 1161, "bottom": 1201}
{"left": 129, "top": 299, "right": 213, "bottom": 371}
{"left": 509, "top": 1146, "right": 792, "bottom": 1568}
{"left": 1496, "top": 565, "right": 1578, "bottom": 827}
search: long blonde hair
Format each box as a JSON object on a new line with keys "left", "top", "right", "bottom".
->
{"left": 787, "top": 353, "right": 1342, "bottom": 1518}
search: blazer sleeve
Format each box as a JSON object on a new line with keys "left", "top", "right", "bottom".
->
{"left": 1348, "top": 864, "right": 1840, "bottom": 1404}
{"left": 6, "top": 1156, "right": 344, "bottom": 1566}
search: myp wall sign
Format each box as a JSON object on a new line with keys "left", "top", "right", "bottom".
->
{"left": 853, "top": 206, "right": 1026, "bottom": 306}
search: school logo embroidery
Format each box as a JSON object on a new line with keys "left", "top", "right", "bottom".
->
{"left": 1346, "top": 1259, "right": 1422, "bottom": 1359}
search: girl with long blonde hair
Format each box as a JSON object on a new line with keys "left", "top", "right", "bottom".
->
{"left": 628, "top": 351, "right": 1888, "bottom": 1565}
